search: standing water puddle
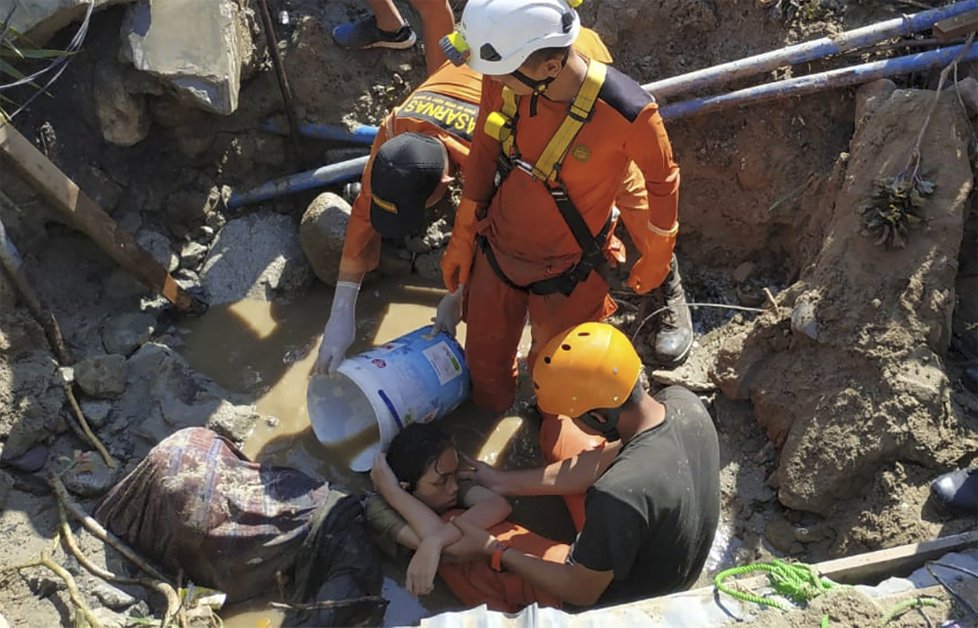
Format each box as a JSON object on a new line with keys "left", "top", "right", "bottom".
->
{"left": 177, "top": 278, "right": 558, "bottom": 626}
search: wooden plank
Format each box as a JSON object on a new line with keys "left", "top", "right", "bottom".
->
{"left": 620, "top": 530, "right": 978, "bottom": 617}
{"left": 816, "top": 529, "right": 978, "bottom": 584}
{"left": 934, "top": 10, "right": 978, "bottom": 42}
{"left": 0, "top": 122, "right": 206, "bottom": 314}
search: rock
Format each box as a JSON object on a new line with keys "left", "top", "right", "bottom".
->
{"left": 102, "top": 268, "right": 145, "bottom": 301}
{"left": 180, "top": 241, "right": 209, "bottom": 269}
{"left": 790, "top": 299, "right": 818, "bottom": 340}
{"left": 62, "top": 452, "right": 119, "bottom": 497}
{"left": 0, "top": 469, "right": 15, "bottom": 510}
{"left": 732, "top": 261, "right": 755, "bottom": 284}
{"left": 763, "top": 517, "right": 797, "bottom": 554}
{"left": 122, "top": 0, "right": 243, "bottom": 115}
{"left": 955, "top": 77, "right": 978, "bottom": 118}
{"left": 165, "top": 190, "right": 212, "bottom": 237}
{"left": 92, "top": 582, "right": 137, "bottom": 610}
{"left": 136, "top": 230, "right": 177, "bottom": 273}
{"left": 89, "top": 607, "right": 127, "bottom": 628}
{"left": 202, "top": 212, "right": 312, "bottom": 303}
{"left": 300, "top": 193, "right": 352, "bottom": 286}
{"left": 93, "top": 61, "right": 150, "bottom": 147}
{"left": 75, "top": 354, "right": 127, "bottom": 398}
{"left": 0, "top": 610, "right": 7, "bottom": 628}
{"left": 101, "top": 312, "right": 156, "bottom": 356}
{"left": 854, "top": 79, "right": 896, "bottom": 126}
{"left": 79, "top": 399, "right": 113, "bottom": 429}
{"left": 206, "top": 402, "right": 259, "bottom": 443}
{"left": 118, "top": 344, "right": 258, "bottom": 456}
{"left": 0, "top": 265, "right": 17, "bottom": 309}
{"left": 1, "top": 444, "right": 48, "bottom": 473}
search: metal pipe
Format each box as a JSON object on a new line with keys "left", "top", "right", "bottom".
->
{"left": 260, "top": 119, "right": 379, "bottom": 145}
{"left": 256, "top": 0, "right": 303, "bottom": 166}
{"left": 660, "top": 42, "right": 978, "bottom": 121}
{"left": 227, "top": 155, "right": 370, "bottom": 209}
{"left": 644, "top": 0, "right": 977, "bottom": 99}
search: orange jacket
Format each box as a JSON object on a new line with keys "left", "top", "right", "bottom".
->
{"left": 461, "top": 61, "right": 680, "bottom": 287}
{"left": 339, "top": 29, "right": 613, "bottom": 276}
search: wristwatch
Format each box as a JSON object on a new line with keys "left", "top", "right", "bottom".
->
{"left": 489, "top": 540, "right": 508, "bottom": 572}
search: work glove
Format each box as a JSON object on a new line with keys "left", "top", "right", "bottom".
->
{"left": 315, "top": 280, "right": 360, "bottom": 375}
{"left": 441, "top": 198, "right": 484, "bottom": 293}
{"left": 431, "top": 285, "right": 464, "bottom": 337}
{"left": 626, "top": 222, "right": 677, "bottom": 294}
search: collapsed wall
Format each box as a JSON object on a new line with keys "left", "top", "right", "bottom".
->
{"left": 714, "top": 89, "right": 977, "bottom": 515}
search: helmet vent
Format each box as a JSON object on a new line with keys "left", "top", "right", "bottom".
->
{"left": 480, "top": 43, "right": 502, "bottom": 62}
{"left": 544, "top": 356, "right": 552, "bottom": 364}
{"left": 561, "top": 12, "right": 574, "bottom": 33}
{"left": 561, "top": 344, "right": 572, "bottom": 351}
{"left": 533, "top": 382, "right": 540, "bottom": 390}
{"left": 577, "top": 331, "right": 590, "bottom": 337}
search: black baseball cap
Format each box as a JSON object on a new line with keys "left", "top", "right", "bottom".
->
{"left": 369, "top": 132, "right": 447, "bottom": 239}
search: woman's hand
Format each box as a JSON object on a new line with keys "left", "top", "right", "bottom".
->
{"left": 370, "top": 451, "right": 400, "bottom": 495}
{"left": 406, "top": 538, "right": 442, "bottom": 596}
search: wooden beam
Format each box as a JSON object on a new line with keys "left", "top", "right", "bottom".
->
{"left": 934, "top": 10, "right": 978, "bottom": 43}
{"left": 816, "top": 529, "right": 978, "bottom": 584}
{"left": 0, "top": 121, "right": 207, "bottom": 315}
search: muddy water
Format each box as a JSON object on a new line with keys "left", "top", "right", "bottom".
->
{"left": 178, "top": 278, "right": 564, "bottom": 626}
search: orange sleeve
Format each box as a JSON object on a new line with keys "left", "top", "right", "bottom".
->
{"left": 459, "top": 75, "right": 504, "bottom": 207}
{"left": 338, "top": 123, "right": 390, "bottom": 275}
{"left": 625, "top": 103, "right": 680, "bottom": 232}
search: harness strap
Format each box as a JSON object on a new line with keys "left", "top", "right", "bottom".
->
{"left": 532, "top": 59, "right": 606, "bottom": 182}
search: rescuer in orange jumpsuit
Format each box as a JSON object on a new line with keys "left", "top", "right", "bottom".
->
{"left": 315, "top": 25, "right": 625, "bottom": 376}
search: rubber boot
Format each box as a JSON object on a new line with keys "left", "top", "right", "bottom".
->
{"left": 653, "top": 255, "right": 693, "bottom": 367}
{"left": 930, "top": 467, "right": 978, "bottom": 515}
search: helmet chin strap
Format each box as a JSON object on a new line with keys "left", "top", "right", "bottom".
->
{"left": 510, "top": 49, "right": 570, "bottom": 117}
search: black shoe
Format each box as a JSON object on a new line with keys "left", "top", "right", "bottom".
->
{"left": 653, "top": 254, "right": 693, "bottom": 367}
{"left": 931, "top": 467, "right": 978, "bottom": 515}
{"left": 332, "top": 15, "right": 417, "bottom": 50}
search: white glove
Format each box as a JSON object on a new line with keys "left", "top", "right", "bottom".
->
{"left": 316, "top": 281, "right": 360, "bottom": 374}
{"left": 431, "top": 285, "right": 464, "bottom": 337}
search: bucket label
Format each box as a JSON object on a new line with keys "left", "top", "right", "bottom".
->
{"left": 423, "top": 341, "right": 464, "bottom": 385}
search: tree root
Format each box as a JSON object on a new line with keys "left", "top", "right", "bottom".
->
{"left": 61, "top": 377, "right": 117, "bottom": 469}
{"left": 16, "top": 543, "right": 103, "bottom": 628}
{"left": 56, "top": 501, "right": 184, "bottom": 627}
{"left": 48, "top": 471, "right": 170, "bottom": 584}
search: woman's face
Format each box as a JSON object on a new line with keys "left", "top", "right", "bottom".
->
{"left": 412, "top": 447, "right": 459, "bottom": 513}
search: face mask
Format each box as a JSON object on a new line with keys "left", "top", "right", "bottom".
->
{"left": 578, "top": 408, "right": 621, "bottom": 440}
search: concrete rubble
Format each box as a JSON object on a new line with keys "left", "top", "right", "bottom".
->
{"left": 300, "top": 192, "right": 352, "bottom": 287}
{"left": 121, "top": 0, "right": 246, "bottom": 115}
{"left": 201, "top": 212, "right": 312, "bottom": 303}
{"left": 0, "top": 0, "right": 135, "bottom": 44}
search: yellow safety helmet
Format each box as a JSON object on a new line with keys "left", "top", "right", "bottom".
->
{"left": 533, "top": 322, "right": 642, "bottom": 417}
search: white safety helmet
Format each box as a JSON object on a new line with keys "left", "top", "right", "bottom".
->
{"left": 455, "top": 0, "right": 581, "bottom": 76}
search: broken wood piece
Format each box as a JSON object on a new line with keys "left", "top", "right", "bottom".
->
{"left": 0, "top": 121, "right": 207, "bottom": 315}
{"left": 934, "top": 10, "right": 978, "bottom": 43}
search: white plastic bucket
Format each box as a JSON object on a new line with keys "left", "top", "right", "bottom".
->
{"left": 307, "top": 325, "right": 470, "bottom": 471}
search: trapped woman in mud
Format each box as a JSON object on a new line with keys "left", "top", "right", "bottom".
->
{"left": 367, "top": 422, "right": 573, "bottom": 611}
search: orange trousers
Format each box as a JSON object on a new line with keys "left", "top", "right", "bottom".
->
{"left": 438, "top": 513, "right": 569, "bottom": 612}
{"left": 464, "top": 248, "right": 617, "bottom": 413}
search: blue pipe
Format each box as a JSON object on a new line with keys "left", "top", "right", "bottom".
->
{"left": 644, "top": 0, "right": 977, "bottom": 99}
{"left": 261, "top": 119, "right": 379, "bottom": 145}
{"left": 227, "top": 155, "right": 370, "bottom": 209}
{"left": 661, "top": 43, "right": 978, "bottom": 121}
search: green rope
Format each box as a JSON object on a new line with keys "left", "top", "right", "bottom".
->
{"left": 881, "top": 596, "right": 941, "bottom": 625}
{"left": 714, "top": 559, "right": 839, "bottom": 612}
